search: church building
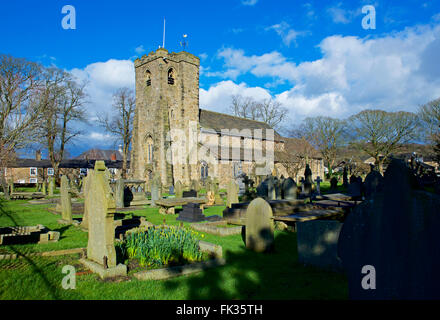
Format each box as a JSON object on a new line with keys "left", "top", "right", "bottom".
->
{"left": 129, "top": 48, "right": 324, "bottom": 189}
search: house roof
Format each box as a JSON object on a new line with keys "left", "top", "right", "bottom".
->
{"left": 199, "top": 109, "right": 283, "bottom": 141}
{"left": 8, "top": 158, "right": 127, "bottom": 169}
{"left": 74, "top": 149, "right": 126, "bottom": 161}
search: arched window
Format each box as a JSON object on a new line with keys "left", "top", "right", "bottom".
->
{"left": 146, "top": 70, "right": 151, "bottom": 86}
{"left": 168, "top": 68, "right": 175, "bottom": 85}
{"left": 146, "top": 136, "right": 154, "bottom": 164}
{"left": 201, "top": 161, "right": 209, "bottom": 180}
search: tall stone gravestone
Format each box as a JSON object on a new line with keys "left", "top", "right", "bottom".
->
{"left": 59, "top": 175, "right": 72, "bottom": 224}
{"left": 42, "top": 181, "right": 47, "bottom": 196}
{"left": 80, "top": 161, "right": 127, "bottom": 279}
{"left": 115, "top": 179, "right": 125, "bottom": 208}
{"left": 150, "top": 175, "right": 161, "bottom": 207}
{"left": 267, "top": 176, "right": 276, "bottom": 200}
{"left": 226, "top": 179, "right": 239, "bottom": 208}
{"left": 175, "top": 181, "right": 183, "bottom": 198}
{"left": 48, "top": 177, "right": 54, "bottom": 197}
{"left": 338, "top": 159, "right": 440, "bottom": 299}
{"left": 303, "top": 164, "right": 313, "bottom": 196}
{"left": 348, "top": 175, "right": 362, "bottom": 200}
{"left": 80, "top": 175, "right": 90, "bottom": 230}
{"left": 330, "top": 177, "right": 338, "bottom": 191}
{"left": 282, "top": 177, "right": 297, "bottom": 200}
{"left": 245, "top": 198, "right": 274, "bottom": 253}
{"left": 363, "top": 169, "right": 384, "bottom": 199}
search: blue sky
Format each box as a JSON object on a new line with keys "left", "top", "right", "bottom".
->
{"left": 1, "top": 0, "right": 440, "bottom": 157}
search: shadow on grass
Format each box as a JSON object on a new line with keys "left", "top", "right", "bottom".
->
{"left": 0, "top": 198, "right": 22, "bottom": 226}
{"left": 0, "top": 199, "right": 82, "bottom": 300}
{"left": 163, "top": 231, "right": 348, "bottom": 300}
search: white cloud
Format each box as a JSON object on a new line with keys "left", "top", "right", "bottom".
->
{"left": 205, "top": 23, "right": 440, "bottom": 124}
{"left": 135, "top": 45, "right": 146, "bottom": 55}
{"left": 242, "top": 0, "right": 258, "bottom": 6}
{"left": 266, "top": 21, "right": 309, "bottom": 47}
{"left": 327, "top": 3, "right": 360, "bottom": 24}
{"left": 200, "top": 80, "right": 272, "bottom": 113}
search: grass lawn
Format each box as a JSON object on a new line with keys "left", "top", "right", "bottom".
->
{"left": 0, "top": 197, "right": 348, "bottom": 300}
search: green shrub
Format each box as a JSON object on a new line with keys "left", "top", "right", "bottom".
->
{"left": 117, "top": 226, "right": 204, "bottom": 268}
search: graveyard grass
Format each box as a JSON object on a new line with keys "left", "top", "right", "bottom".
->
{"left": 0, "top": 198, "right": 348, "bottom": 300}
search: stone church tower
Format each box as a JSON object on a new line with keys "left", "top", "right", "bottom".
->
{"left": 130, "top": 48, "right": 200, "bottom": 189}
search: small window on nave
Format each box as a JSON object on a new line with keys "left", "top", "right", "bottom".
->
{"left": 201, "top": 161, "right": 209, "bottom": 180}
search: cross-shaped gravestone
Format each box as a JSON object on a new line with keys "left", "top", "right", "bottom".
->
{"left": 315, "top": 176, "right": 322, "bottom": 195}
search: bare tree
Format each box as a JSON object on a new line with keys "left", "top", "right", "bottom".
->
{"left": 97, "top": 88, "right": 135, "bottom": 178}
{"left": 419, "top": 98, "right": 440, "bottom": 164}
{"left": 348, "top": 109, "right": 420, "bottom": 173}
{"left": 0, "top": 54, "right": 44, "bottom": 199}
{"left": 229, "top": 94, "right": 287, "bottom": 129}
{"left": 277, "top": 137, "right": 317, "bottom": 179}
{"left": 256, "top": 99, "right": 288, "bottom": 129}
{"left": 37, "top": 67, "right": 87, "bottom": 182}
{"left": 291, "top": 116, "right": 346, "bottom": 176}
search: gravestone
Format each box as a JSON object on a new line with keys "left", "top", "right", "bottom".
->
{"left": 176, "top": 203, "right": 206, "bottom": 222}
{"left": 80, "top": 175, "right": 90, "bottom": 230}
{"left": 48, "top": 177, "right": 54, "bottom": 197}
{"left": 348, "top": 176, "right": 362, "bottom": 200}
{"left": 150, "top": 177, "right": 161, "bottom": 207}
{"left": 267, "top": 176, "right": 276, "bottom": 200}
{"left": 226, "top": 180, "right": 239, "bottom": 208}
{"left": 363, "top": 170, "right": 384, "bottom": 199}
{"left": 175, "top": 181, "right": 183, "bottom": 198}
{"left": 282, "top": 177, "right": 297, "bottom": 200}
{"left": 115, "top": 179, "right": 125, "bottom": 208}
{"left": 314, "top": 176, "right": 323, "bottom": 195}
{"left": 245, "top": 198, "right": 274, "bottom": 253}
{"left": 42, "top": 181, "right": 47, "bottom": 196}
{"left": 338, "top": 159, "right": 440, "bottom": 299}
{"left": 80, "top": 161, "right": 126, "bottom": 279}
{"left": 213, "top": 179, "right": 223, "bottom": 205}
{"left": 330, "top": 177, "right": 338, "bottom": 191}
{"left": 304, "top": 164, "right": 313, "bottom": 196}
{"left": 256, "top": 178, "right": 268, "bottom": 199}
{"left": 343, "top": 167, "right": 348, "bottom": 187}
{"left": 297, "top": 220, "right": 343, "bottom": 271}
{"left": 182, "top": 190, "right": 197, "bottom": 198}
{"left": 274, "top": 176, "right": 282, "bottom": 200}
{"left": 60, "top": 175, "right": 72, "bottom": 223}
{"left": 169, "top": 185, "right": 174, "bottom": 195}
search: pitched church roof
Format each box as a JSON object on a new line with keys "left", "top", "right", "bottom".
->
{"left": 199, "top": 109, "right": 283, "bottom": 141}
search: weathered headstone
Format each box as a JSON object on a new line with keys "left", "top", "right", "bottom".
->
{"left": 115, "top": 179, "right": 125, "bottom": 208}
{"left": 176, "top": 203, "right": 206, "bottom": 222}
{"left": 48, "top": 177, "right": 54, "bottom": 197}
{"left": 343, "top": 167, "right": 348, "bottom": 187}
{"left": 348, "top": 176, "right": 362, "bottom": 200}
{"left": 175, "top": 180, "right": 183, "bottom": 198}
{"left": 267, "top": 176, "right": 276, "bottom": 200}
{"left": 80, "top": 175, "right": 90, "bottom": 230}
{"left": 303, "top": 164, "right": 313, "bottom": 196}
{"left": 338, "top": 159, "right": 440, "bottom": 299}
{"left": 314, "top": 176, "right": 323, "bottom": 195}
{"left": 80, "top": 161, "right": 127, "bottom": 279}
{"left": 42, "top": 181, "right": 47, "bottom": 196}
{"left": 150, "top": 178, "right": 160, "bottom": 207}
{"left": 256, "top": 178, "right": 268, "bottom": 199}
{"left": 245, "top": 198, "right": 274, "bottom": 253}
{"left": 60, "top": 175, "right": 72, "bottom": 223}
{"left": 330, "top": 177, "right": 338, "bottom": 191}
{"left": 282, "top": 177, "right": 297, "bottom": 200}
{"left": 182, "top": 190, "right": 197, "bottom": 198}
{"left": 226, "top": 180, "right": 239, "bottom": 208}
{"left": 363, "top": 170, "right": 384, "bottom": 199}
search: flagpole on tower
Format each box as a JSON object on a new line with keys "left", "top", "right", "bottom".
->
{"left": 162, "top": 18, "right": 166, "bottom": 49}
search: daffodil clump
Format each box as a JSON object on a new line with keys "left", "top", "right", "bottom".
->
{"left": 118, "top": 226, "right": 204, "bottom": 268}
